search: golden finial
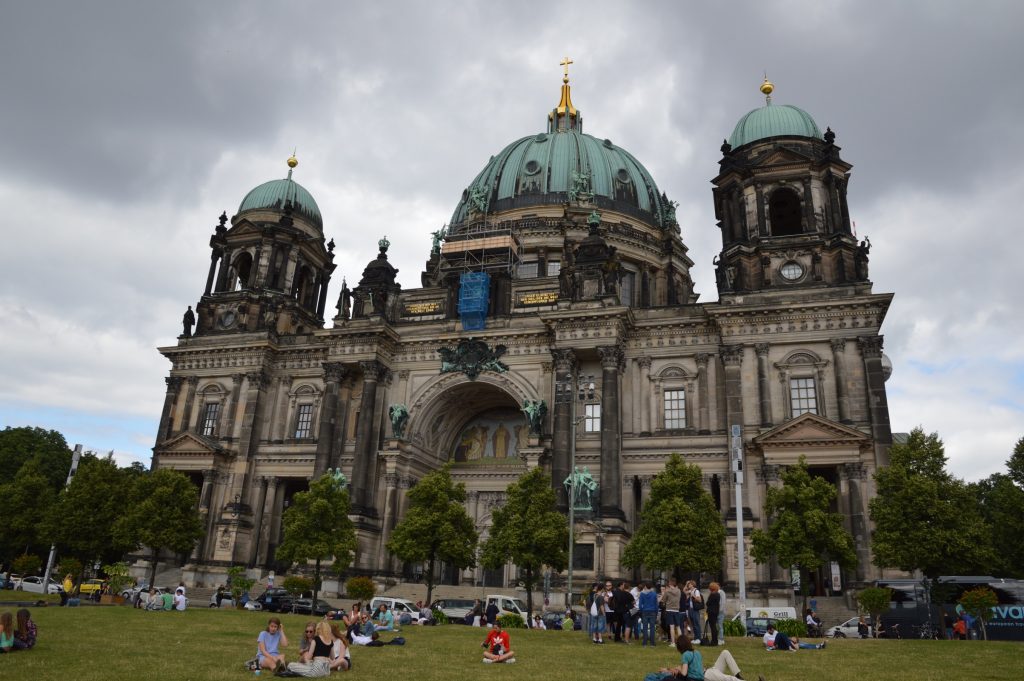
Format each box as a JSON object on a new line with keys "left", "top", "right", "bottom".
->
{"left": 760, "top": 74, "right": 774, "bottom": 104}
{"left": 560, "top": 56, "right": 574, "bottom": 83}
{"left": 287, "top": 152, "right": 298, "bottom": 169}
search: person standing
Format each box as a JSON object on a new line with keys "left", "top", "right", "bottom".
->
{"left": 716, "top": 585, "right": 727, "bottom": 645}
{"left": 613, "top": 581, "right": 634, "bottom": 643}
{"left": 638, "top": 582, "right": 659, "bottom": 647}
{"left": 705, "top": 583, "right": 722, "bottom": 646}
{"left": 683, "top": 580, "right": 704, "bottom": 644}
{"left": 662, "top": 578, "right": 683, "bottom": 645}
{"left": 588, "top": 582, "right": 607, "bottom": 644}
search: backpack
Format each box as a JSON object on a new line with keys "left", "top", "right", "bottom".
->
{"left": 387, "top": 636, "right": 406, "bottom": 645}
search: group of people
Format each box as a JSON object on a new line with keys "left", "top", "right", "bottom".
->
{"left": 255, "top": 617, "right": 352, "bottom": 677}
{"left": 587, "top": 578, "right": 725, "bottom": 647}
{"left": 140, "top": 585, "right": 188, "bottom": 611}
{"left": 0, "top": 609, "right": 37, "bottom": 653}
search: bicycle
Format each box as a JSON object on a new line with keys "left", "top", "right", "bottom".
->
{"left": 915, "top": 622, "right": 940, "bottom": 640}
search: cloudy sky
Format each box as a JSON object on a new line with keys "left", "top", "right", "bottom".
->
{"left": 1, "top": 1, "right": 1021, "bottom": 481}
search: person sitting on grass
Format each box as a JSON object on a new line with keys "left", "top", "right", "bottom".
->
{"left": 763, "top": 623, "right": 826, "bottom": 651}
{"left": 0, "top": 612, "right": 14, "bottom": 653}
{"left": 298, "top": 621, "right": 317, "bottom": 656}
{"left": 372, "top": 603, "right": 395, "bottom": 632}
{"left": 257, "top": 617, "right": 289, "bottom": 674}
{"left": 481, "top": 620, "right": 516, "bottom": 664}
{"left": 647, "top": 636, "right": 765, "bottom": 681}
{"left": 13, "top": 609, "right": 37, "bottom": 651}
{"left": 161, "top": 590, "right": 174, "bottom": 611}
{"left": 328, "top": 623, "right": 351, "bottom": 671}
{"left": 285, "top": 620, "right": 334, "bottom": 677}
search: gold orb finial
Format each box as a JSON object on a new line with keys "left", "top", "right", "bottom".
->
{"left": 760, "top": 77, "right": 774, "bottom": 97}
{"left": 287, "top": 154, "right": 298, "bottom": 169}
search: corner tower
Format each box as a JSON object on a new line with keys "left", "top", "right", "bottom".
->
{"left": 712, "top": 79, "right": 868, "bottom": 297}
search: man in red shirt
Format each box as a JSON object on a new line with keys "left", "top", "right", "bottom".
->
{"left": 481, "top": 621, "right": 516, "bottom": 663}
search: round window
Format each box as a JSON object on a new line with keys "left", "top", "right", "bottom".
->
{"left": 616, "top": 168, "right": 631, "bottom": 183}
{"left": 524, "top": 160, "right": 541, "bottom": 175}
{"left": 780, "top": 261, "right": 804, "bottom": 281}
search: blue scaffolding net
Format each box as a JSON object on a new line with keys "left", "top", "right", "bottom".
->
{"left": 459, "top": 271, "right": 490, "bottom": 331}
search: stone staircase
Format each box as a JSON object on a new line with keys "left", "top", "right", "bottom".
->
{"left": 806, "top": 595, "right": 858, "bottom": 632}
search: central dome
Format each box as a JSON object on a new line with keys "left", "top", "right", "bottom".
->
{"left": 450, "top": 76, "right": 671, "bottom": 229}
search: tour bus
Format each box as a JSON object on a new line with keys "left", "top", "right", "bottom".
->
{"left": 875, "top": 576, "right": 1024, "bottom": 640}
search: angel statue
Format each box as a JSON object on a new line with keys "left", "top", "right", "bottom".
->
{"left": 521, "top": 399, "right": 548, "bottom": 435}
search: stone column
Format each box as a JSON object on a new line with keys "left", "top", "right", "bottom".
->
{"left": 696, "top": 353, "right": 710, "bottom": 434}
{"left": 235, "top": 370, "right": 270, "bottom": 494}
{"left": 223, "top": 374, "right": 243, "bottom": 442}
{"left": 333, "top": 376, "right": 353, "bottom": 470}
{"left": 720, "top": 345, "right": 745, "bottom": 431}
{"left": 755, "top": 343, "right": 773, "bottom": 427}
{"left": 597, "top": 345, "right": 624, "bottom": 520}
{"left": 215, "top": 248, "right": 233, "bottom": 292}
{"left": 154, "top": 376, "right": 183, "bottom": 456}
{"left": 257, "top": 476, "right": 279, "bottom": 567}
{"left": 637, "top": 356, "right": 652, "bottom": 434}
{"left": 314, "top": 362, "right": 347, "bottom": 477}
{"left": 266, "top": 478, "right": 287, "bottom": 563}
{"left": 759, "top": 464, "right": 787, "bottom": 583}
{"left": 351, "top": 360, "right": 384, "bottom": 516}
{"left": 205, "top": 250, "right": 220, "bottom": 296}
{"left": 316, "top": 273, "right": 331, "bottom": 319}
{"left": 857, "top": 336, "right": 892, "bottom": 466}
{"left": 378, "top": 472, "right": 400, "bottom": 573}
{"left": 180, "top": 376, "right": 199, "bottom": 434}
{"left": 248, "top": 477, "right": 270, "bottom": 567}
{"left": 551, "top": 349, "right": 576, "bottom": 511}
{"left": 191, "top": 468, "right": 216, "bottom": 561}
{"left": 831, "top": 338, "right": 852, "bottom": 423}
{"left": 272, "top": 376, "right": 292, "bottom": 442}
{"left": 841, "top": 462, "right": 870, "bottom": 581}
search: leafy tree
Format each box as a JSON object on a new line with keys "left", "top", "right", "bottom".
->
{"left": 12, "top": 553, "right": 41, "bottom": 576}
{"left": 0, "top": 426, "right": 72, "bottom": 490}
{"left": 275, "top": 473, "right": 357, "bottom": 607}
{"left": 0, "top": 459, "right": 57, "bottom": 565}
{"left": 972, "top": 473, "right": 1024, "bottom": 578}
{"left": 386, "top": 464, "right": 477, "bottom": 604}
{"left": 857, "top": 586, "right": 892, "bottom": 638}
{"left": 751, "top": 456, "right": 856, "bottom": 611}
{"left": 622, "top": 453, "right": 725, "bottom": 576}
{"left": 226, "top": 565, "right": 256, "bottom": 604}
{"left": 480, "top": 467, "right": 567, "bottom": 618}
{"left": 345, "top": 575, "right": 375, "bottom": 602}
{"left": 870, "top": 428, "right": 994, "bottom": 580}
{"left": 1006, "top": 436, "right": 1024, "bottom": 488}
{"left": 57, "top": 557, "right": 82, "bottom": 588}
{"left": 282, "top": 575, "right": 313, "bottom": 607}
{"left": 113, "top": 468, "right": 204, "bottom": 587}
{"left": 102, "top": 561, "right": 133, "bottom": 596}
{"left": 44, "top": 454, "right": 134, "bottom": 571}
{"left": 959, "top": 586, "right": 998, "bottom": 640}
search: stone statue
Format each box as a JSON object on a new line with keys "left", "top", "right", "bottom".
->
{"left": 182, "top": 305, "right": 195, "bottom": 337}
{"left": 568, "top": 170, "right": 591, "bottom": 202}
{"left": 855, "top": 236, "right": 872, "bottom": 280}
{"left": 388, "top": 403, "right": 409, "bottom": 439}
{"left": 521, "top": 399, "right": 547, "bottom": 435}
{"left": 563, "top": 465, "right": 598, "bottom": 512}
{"left": 430, "top": 225, "right": 448, "bottom": 255}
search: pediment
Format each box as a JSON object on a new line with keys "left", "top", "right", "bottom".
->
{"left": 158, "top": 431, "right": 224, "bottom": 455}
{"left": 750, "top": 146, "right": 813, "bottom": 168}
{"left": 754, "top": 412, "right": 870, "bottom": 448}
{"left": 226, "top": 219, "right": 262, "bottom": 239}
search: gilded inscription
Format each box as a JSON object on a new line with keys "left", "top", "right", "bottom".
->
{"left": 518, "top": 291, "right": 558, "bottom": 306}
{"left": 403, "top": 301, "right": 441, "bottom": 315}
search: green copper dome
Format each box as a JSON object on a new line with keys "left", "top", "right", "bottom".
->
{"left": 729, "top": 104, "right": 822, "bottom": 149}
{"left": 238, "top": 175, "right": 322, "bottom": 230}
{"left": 450, "top": 130, "right": 672, "bottom": 228}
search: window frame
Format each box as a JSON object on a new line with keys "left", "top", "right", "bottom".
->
{"left": 294, "top": 403, "right": 315, "bottom": 439}
{"left": 663, "top": 388, "right": 687, "bottom": 429}
{"left": 199, "top": 401, "right": 221, "bottom": 437}
{"left": 583, "top": 402, "right": 601, "bottom": 433}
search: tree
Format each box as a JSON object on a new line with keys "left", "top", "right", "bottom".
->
{"left": 113, "top": 468, "right": 204, "bottom": 587}
{"left": 480, "top": 467, "right": 567, "bottom": 618}
{"left": 345, "top": 575, "right": 375, "bottom": 602}
{"left": 1006, "top": 436, "right": 1024, "bottom": 488}
{"left": 226, "top": 565, "right": 256, "bottom": 604}
{"left": 0, "top": 426, "right": 72, "bottom": 491}
{"left": 44, "top": 454, "right": 134, "bottom": 574}
{"left": 870, "top": 428, "right": 994, "bottom": 580}
{"left": 0, "top": 459, "right": 57, "bottom": 565}
{"left": 972, "top": 473, "right": 1024, "bottom": 578}
{"left": 959, "top": 586, "right": 998, "bottom": 640}
{"left": 386, "top": 464, "right": 477, "bottom": 604}
{"left": 622, "top": 453, "right": 725, "bottom": 576}
{"left": 275, "top": 473, "right": 357, "bottom": 607}
{"left": 751, "top": 456, "right": 856, "bottom": 611}
{"left": 856, "top": 586, "right": 892, "bottom": 638}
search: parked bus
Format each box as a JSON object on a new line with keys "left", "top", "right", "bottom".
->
{"left": 874, "top": 576, "right": 1024, "bottom": 641}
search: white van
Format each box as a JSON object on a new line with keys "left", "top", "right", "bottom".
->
{"left": 485, "top": 594, "right": 529, "bottom": 624}
{"left": 369, "top": 597, "right": 424, "bottom": 623}
{"left": 732, "top": 606, "right": 797, "bottom": 621}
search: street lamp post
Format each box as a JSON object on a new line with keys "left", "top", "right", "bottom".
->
{"left": 562, "top": 375, "right": 595, "bottom": 610}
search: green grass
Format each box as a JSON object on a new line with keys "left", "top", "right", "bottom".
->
{"left": 0, "top": 606, "right": 1019, "bottom": 681}
{"left": 0, "top": 591, "right": 60, "bottom": 605}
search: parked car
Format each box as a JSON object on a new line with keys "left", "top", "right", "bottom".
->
{"left": 485, "top": 594, "right": 529, "bottom": 624}
{"left": 17, "top": 576, "right": 64, "bottom": 595}
{"left": 122, "top": 584, "right": 168, "bottom": 601}
{"left": 3, "top": 574, "right": 22, "bottom": 590}
{"left": 288, "top": 598, "right": 332, "bottom": 616}
{"left": 78, "top": 578, "right": 105, "bottom": 596}
{"left": 430, "top": 598, "right": 476, "bottom": 621}
{"left": 259, "top": 588, "right": 294, "bottom": 612}
{"left": 827, "top": 615, "right": 873, "bottom": 639}
{"left": 369, "top": 597, "right": 424, "bottom": 623}
{"left": 745, "top": 617, "right": 778, "bottom": 638}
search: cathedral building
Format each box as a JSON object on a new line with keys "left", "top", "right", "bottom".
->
{"left": 152, "top": 71, "right": 893, "bottom": 596}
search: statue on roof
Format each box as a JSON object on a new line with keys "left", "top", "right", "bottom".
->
{"left": 568, "top": 170, "right": 591, "bottom": 202}
{"left": 521, "top": 399, "right": 548, "bottom": 435}
{"left": 182, "top": 305, "right": 195, "bottom": 338}
{"left": 430, "top": 225, "right": 448, "bottom": 255}
{"left": 389, "top": 403, "right": 409, "bottom": 440}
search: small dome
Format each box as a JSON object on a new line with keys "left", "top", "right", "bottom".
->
{"left": 729, "top": 103, "right": 822, "bottom": 149}
{"left": 238, "top": 177, "right": 323, "bottom": 230}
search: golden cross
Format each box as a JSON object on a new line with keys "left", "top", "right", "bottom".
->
{"left": 560, "top": 56, "right": 573, "bottom": 81}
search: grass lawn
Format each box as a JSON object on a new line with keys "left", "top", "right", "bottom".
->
{"left": 0, "top": 605, "right": 1019, "bottom": 681}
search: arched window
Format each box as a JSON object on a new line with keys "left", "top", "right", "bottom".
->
{"left": 293, "top": 266, "right": 313, "bottom": 306}
{"left": 769, "top": 188, "right": 802, "bottom": 236}
{"left": 232, "top": 252, "right": 253, "bottom": 291}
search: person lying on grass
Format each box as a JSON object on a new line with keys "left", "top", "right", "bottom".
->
{"left": 763, "top": 623, "right": 826, "bottom": 651}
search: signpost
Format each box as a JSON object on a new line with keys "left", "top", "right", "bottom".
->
{"left": 43, "top": 444, "right": 83, "bottom": 590}
{"left": 731, "top": 425, "right": 746, "bottom": 616}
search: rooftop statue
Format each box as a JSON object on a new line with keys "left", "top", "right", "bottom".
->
{"left": 521, "top": 399, "right": 548, "bottom": 435}
{"left": 388, "top": 403, "right": 409, "bottom": 440}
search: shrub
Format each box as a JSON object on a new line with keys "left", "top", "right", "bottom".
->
{"left": 774, "top": 618, "right": 807, "bottom": 638}
{"left": 283, "top": 575, "right": 313, "bottom": 598}
{"left": 57, "top": 557, "right": 83, "bottom": 583}
{"left": 102, "top": 561, "right": 133, "bottom": 596}
{"left": 857, "top": 586, "right": 891, "bottom": 636}
{"left": 345, "top": 576, "right": 376, "bottom": 602}
{"left": 226, "top": 565, "right": 256, "bottom": 602}
{"left": 497, "top": 613, "right": 526, "bottom": 629}
{"left": 432, "top": 609, "right": 449, "bottom": 625}
{"left": 12, "top": 553, "right": 41, "bottom": 576}
{"left": 724, "top": 618, "right": 746, "bottom": 637}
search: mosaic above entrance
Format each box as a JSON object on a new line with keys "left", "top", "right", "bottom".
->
{"left": 450, "top": 407, "right": 528, "bottom": 463}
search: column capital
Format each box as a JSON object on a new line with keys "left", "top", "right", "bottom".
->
{"left": 551, "top": 349, "right": 577, "bottom": 373}
{"left": 695, "top": 352, "right": 711, "bottom": 368}
{"left": 322, "top": 362, "right": 348, "bottom": 383}
{"left": 231, "top": 373, "right": 244, "bottom": 385}
{"left": 857, "top": 335, "right": 884, "bottom": 358}
{"left": 597, "top": 344, "right": 625, "bottom": 370}
{"left": 841, "top": 462, "right": 868, "bottom": 480}
{"left": 830, "top": 337, "right": 848, "bottom": 353}
{"left": 165, "top": 376, "right": 184, "bottom": 391}
{"left": 540, "top": 361, "right": 553, "bottom": 374}
{"left": 720, "top": 344, "right": 744, "bottom": 366}
{"left": 245, "top": 370, "right": 270, "bottom": 390}
{"left": 397, "top": 369, "right": 410, "bottom": 380}
{"left": 359, "top": 360, "right": 386, "bottom": 382}
{"left": 754, "top": 343, "right": 770, "bottom": 357}
{"left": 635, "top": 356, "right": 652, "bottom": 370}
{"left": 185, "top": 375, "right": 200, "bottom": 386}
{"left": 757, "top": 463, "right": 781, "bottom": 483}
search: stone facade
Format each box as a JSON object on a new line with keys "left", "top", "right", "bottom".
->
{"left": 152, "top": 81, "right": 892, "bottom": 596}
